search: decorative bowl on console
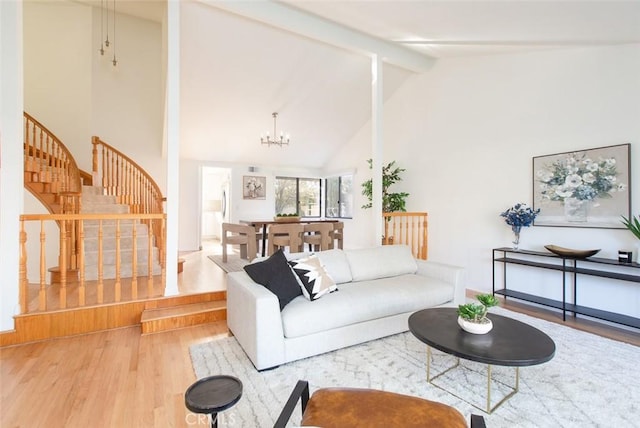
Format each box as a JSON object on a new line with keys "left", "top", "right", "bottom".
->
{"left": 544, "top": 245, "right": 600, "bottom": 259}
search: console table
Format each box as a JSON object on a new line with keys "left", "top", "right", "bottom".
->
{"left": 492, "top": 247, "right": 640, "bottom": 329}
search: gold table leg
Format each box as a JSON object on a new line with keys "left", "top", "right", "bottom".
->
{"left": 425, "top": 346, "right": 520, "bottom": 414}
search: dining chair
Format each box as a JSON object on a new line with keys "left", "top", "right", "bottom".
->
{"left": 253, "top": 224, "right": 265, "bottom": 256}
{"left": 267, "top": 223, "right": 305, "bottom": 256}
{"left": 303, "top": 223, "right": 333, "bottom": 252}
{"left": 329, "top": 221, "right": 344, "bottom": 250}
{"left": 221, "top": 223, "right": 258, "bottom": 262}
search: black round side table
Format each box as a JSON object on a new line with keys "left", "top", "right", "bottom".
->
{"left": 184, "top": 375, "right": 243, "bottom": 428}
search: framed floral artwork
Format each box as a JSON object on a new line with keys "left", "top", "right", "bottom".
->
{"left": 243, "top": 176, "right": 266, "bottom": 200}
{"left": 532, "top": 143, "right": 631, "bottom": 228}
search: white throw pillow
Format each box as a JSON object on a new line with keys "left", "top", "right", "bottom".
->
{"left": 289, "top": 255, "right": 338, "bottom": 301}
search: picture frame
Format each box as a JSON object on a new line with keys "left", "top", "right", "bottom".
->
{"left": 532, "top": 143, "right": 631, "bottom": 228}
{"left": 243, "top": 176, "right": 266, "bottom": 200}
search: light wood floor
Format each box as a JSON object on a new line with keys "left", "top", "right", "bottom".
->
{"left": 2, "top": 243, "right": 638, "bottom": 427}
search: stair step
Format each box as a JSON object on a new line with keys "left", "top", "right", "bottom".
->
{"left": 83, "top": 246, "right": 159, "bottom": 262}
{"left": 81, "top": 194, "right": 118, "bottom": 204}
{"left": 83, "top": 235, "right": 152, "bottom": 252}
{"left": 81, "top": 204, "right": 130, "bottom": 214}
{"left": 140, "top": 301, "right": 226, "bottom": 334}
{"left": 82, "top": 220, "right": 145, "bottom": 230}
{"left": 82, "top": 185, "right": 105, "bottom": 196}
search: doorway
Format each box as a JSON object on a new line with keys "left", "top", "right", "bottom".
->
{"left": 201, "top": 167, "right": 231, "bottom": 250}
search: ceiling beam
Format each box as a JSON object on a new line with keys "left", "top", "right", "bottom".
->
{"left": 197, "top": 0, "right": 435, "bottom": 73}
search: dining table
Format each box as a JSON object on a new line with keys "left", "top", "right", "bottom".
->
{"left": 239, "top": 218, "right": 339, "bottom": 257}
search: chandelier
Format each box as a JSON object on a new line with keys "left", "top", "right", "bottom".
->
{"left": 261, "top": 112, "right": 290, "bottom": 147}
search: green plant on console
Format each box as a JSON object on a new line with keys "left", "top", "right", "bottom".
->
{"left": 457, "top": 294, "right": 499, "bottom": 323}
{"left": 621, "top": 215, "right": 640, "bottom": 240}
{"left": 276, "top": 213, "right": 299, "bottom": 217}
{"left": 361, "top": 159, "right": 409, "bottom": 212}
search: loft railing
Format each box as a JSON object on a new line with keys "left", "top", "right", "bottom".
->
{"left": 19, "top": 213, "right": 166, "bottom": 313}
{"left": 23, "top": 112, "right": 82, "bottom": 213}
{"left": 382, "top": 212, "right": 428, "bottom": 260}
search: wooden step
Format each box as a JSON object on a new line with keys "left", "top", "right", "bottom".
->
{"left": 140, "top": 301, "right": 226, "bottom": 334}
{"left": 48, "top": 267, "right": 79, "bottom": 284}
{"left": 0, "top": 291, "right": 226, "bottom": 346}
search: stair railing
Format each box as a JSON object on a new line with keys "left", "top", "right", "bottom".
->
{"left": 382, "top": 212, "right": 428, "bottom": 260}
{"left": 23, "top": 112, "right": 82, "bottom": 212}
{"left": 19, "top": 212, "right": 167, "bottom": 313}
{"left": 24, "top": 112, "right": 84, "bottom": 279}
{"left": 92, "top": 136, "right": 165, "bottom": 260}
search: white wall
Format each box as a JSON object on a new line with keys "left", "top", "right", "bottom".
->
{"left": 0, "top": 0, "right": 24, "bottom": 330}
{"left": 23, "top": 1, "right": 91, "bottom": 162}
{"left": 23, "top": 1, "right": 164, "bottom": 182}
{"left": 90, "top": 9, "right": 165, "bottom": 184}
{"left": 336, "top": 44, "right": 640, "bottom": 318}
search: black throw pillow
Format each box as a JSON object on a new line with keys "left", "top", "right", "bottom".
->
{"left": 243, "top": 249, "right": 302, "bottom": 310}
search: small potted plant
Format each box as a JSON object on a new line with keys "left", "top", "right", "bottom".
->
{"left": 274, "top": 212, "right": 300, "bottom": 222}
{"left": 457, "top": 293, "right": 499, "bottom": 334}
{"left": 621, "top": 214, "right": 640, "bottom": 263}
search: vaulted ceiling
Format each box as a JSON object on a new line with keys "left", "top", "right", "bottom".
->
{"left": 85, "top": 0, "right": 640, "bottom": 169}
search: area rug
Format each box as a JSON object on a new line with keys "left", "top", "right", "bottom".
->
{"left": 189, "top": 307, "right": 639, "bottom": 427}
{"left": 207, "top": 254, "right": 249, "bottom": 273}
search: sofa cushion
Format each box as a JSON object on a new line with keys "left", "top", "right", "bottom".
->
{"left": 346, "top": 245, "right": 418, "bottom": 282}
{"left": 314, "top": 249, "right": 352, "bottom": 284}
{"left": 243, "top": 249, "right": 301, "bottom": 310}
{"left": 281, "top": 274, "right": 454, "bottom": 338}
{"left": 289, "top": 255, "right": 338, "bottom": 301}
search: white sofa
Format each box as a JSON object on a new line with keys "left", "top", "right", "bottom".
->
{"left": 227, "top": 245, "right": 465, "bottom": 370}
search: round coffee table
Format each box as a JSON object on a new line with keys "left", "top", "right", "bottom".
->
{"left": 184, "top": 375, "right": 243, "bottom": 428}
{"left": 409, "top": 308, "right": 555, "bottom": 413}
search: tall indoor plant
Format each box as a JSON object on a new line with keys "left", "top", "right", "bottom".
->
{"left": 361, "top": 159, "right": 409, "bottom": 212}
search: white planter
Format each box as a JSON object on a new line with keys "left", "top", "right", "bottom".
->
{"left": 458, "top": 316, "right": 493, "bottom": 334}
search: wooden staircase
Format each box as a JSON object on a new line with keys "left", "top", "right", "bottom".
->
{"left": 8, "top": 112, "right": 223, "bottom": 346}
{"left": 79, "top": 185, "right": 162, "bottom": 281}
{"left": 23, "top": 112, "right": 83, "bottom": 214}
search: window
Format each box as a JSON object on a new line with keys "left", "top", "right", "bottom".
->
{"left": 325, "top": 174, "right": 353, "bottom": 218}
{"left": 275, "top": 177, "right": 321, "bottom": 217}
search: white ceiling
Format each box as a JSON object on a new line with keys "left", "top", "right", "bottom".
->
{"left": 103, "top": 1, "right": 640, "bottom": 169}
{"left": 284, "top": 1, "right": 640, "bottom": 58}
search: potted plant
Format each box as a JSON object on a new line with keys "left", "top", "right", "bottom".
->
{"left": 361, "top": 159, "right": 409, "bottom": 213}
{"left": 274, "top": 212, "right": 300, "bottom": 222}
{"left": 361, "top": 159, "right": 409, "bottom": 244}
{"left": 621, "top": 214, "right": 640, "bottom": 263}
{"left": 457, "top": 293, "right": 499, "bottom": 334}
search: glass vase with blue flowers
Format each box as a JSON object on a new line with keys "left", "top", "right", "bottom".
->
{"left": 500, "top": 203, "right": 540, "bottom": 250}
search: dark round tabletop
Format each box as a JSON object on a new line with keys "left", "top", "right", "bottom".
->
{"left": 409, "top": 308, "right": 555, "bottom": 366}
{"left": 184, "top": 375, "right": 243, "bottom": 414}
